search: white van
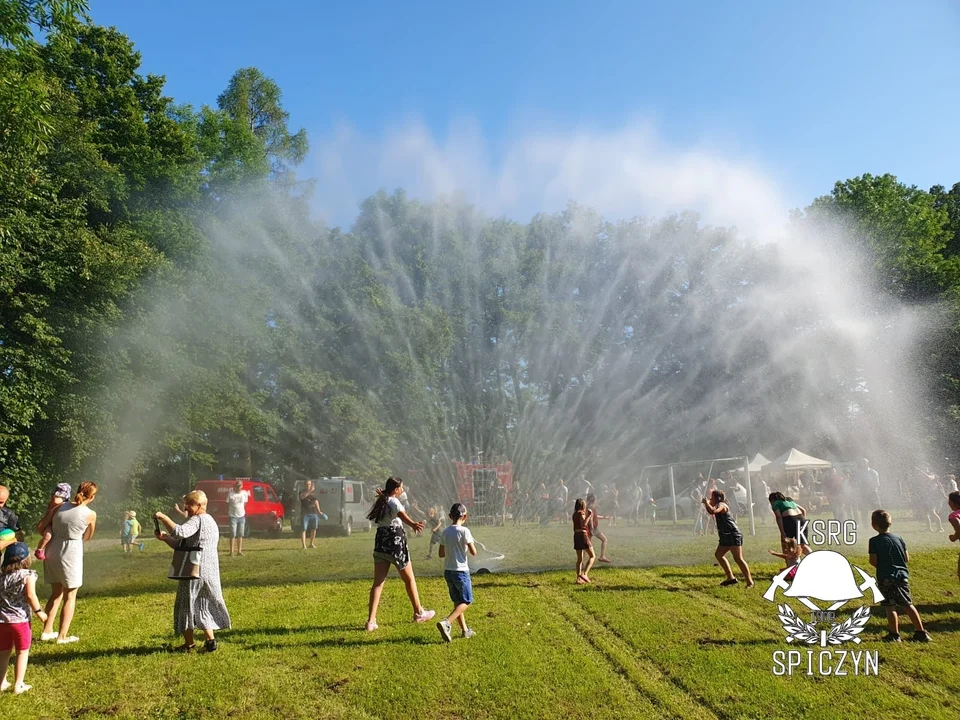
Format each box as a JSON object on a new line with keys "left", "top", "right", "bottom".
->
{"left": 292, "top": 477, "right": 371, "bottom": 536}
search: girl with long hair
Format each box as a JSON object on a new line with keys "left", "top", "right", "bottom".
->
{"left": 703, "top": 490, "right": 754, "bottom": 588}
{"left": 366, "top": 477, "right": 434, "bottom": 631}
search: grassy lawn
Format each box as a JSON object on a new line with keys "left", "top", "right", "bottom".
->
{"left": 7, "top": 517, "right": 959, "bottom": 719}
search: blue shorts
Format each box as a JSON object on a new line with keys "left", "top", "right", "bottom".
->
{"left": 302, "top": 513, "right": 320, "bottom": 531}
{"left": 230, "top": 516, "right": 246, "bottom": 537}
{"left": 444, "top": 570, "right": 473, "bottom": 606}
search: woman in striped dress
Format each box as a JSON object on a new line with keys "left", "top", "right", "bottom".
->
{"left": 155, "top": 491, "right": 230, "bottom": 652}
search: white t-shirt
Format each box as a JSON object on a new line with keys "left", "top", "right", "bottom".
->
{"left": 441, "top": 524, "right": 475, "bottom": 572}
{"left": 377, "top": 496, "right": 404, "bottom": 528}
{"left": 227, "top": 490, "right": 249, "bottom": 518}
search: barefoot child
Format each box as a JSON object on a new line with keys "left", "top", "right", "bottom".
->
{"left": 33, "top": 483, "right": 71, "bottom": 561}
{"left": 425, "top": 507, "right": 443, "bottom": 559}
{"left": 436, "top": 504, "right": 477, "bottom": 641}
{"left": 869, "top": 509, "right": 930, "bottom": 642}
{"left": 702, "top": 490, "right": 754, "bottom": 588}
{"left": 573, "top": 498, "right": 596, "bottom": 584}
{"left": 0, "top": 543, "right": 47, "bottom": 694}
{"left": 948, "top": 492, "right": 960, "bottom": 583}
{"left": 768, "top": 538, "right": 802, "bottom": 581}
{"left": 586, "top": 493, "right": 611, "bottom": 563}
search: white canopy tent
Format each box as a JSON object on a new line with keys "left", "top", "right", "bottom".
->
{"left": 747, "top": 453, "right": 770, "bottom": 473}
{"left": 762, "top": 448, "right": 832, "bottom": 471}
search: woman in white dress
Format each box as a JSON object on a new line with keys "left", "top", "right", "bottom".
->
{"left": 41, "top": 481, "right": 97, "bottom": 644}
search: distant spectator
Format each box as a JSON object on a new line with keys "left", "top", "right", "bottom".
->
{"left": 226, "top": 480, "right": 249, "bottom": 557}
{"left": 0, "top": 487, "right": 23, "bottom": 544}
{"left": 299, "top": 480, "right": 323, "bottom": 550}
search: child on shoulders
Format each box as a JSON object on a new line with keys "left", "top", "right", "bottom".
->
{"left": 33, "top": 484, "right": 71, "bottom": 561}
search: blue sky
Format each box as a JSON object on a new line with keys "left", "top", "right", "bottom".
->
{"left": 88, "top": 0, "right": 960, "bottom": 225}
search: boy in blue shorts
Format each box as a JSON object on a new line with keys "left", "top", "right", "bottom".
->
{"left": 437, "top": 503, "right": 477, "bottom": 642}
{"left": 868, "top": 509, "right": 931, "bottom": 642}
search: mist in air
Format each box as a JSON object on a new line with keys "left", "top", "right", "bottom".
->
{"left": 101, "top": 120, "right": 935, "bottom": 569}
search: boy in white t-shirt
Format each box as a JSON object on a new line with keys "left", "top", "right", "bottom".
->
{"left": 437, "top": 503, "right": 477, "bottom": 642}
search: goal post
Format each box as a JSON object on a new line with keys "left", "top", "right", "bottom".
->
{"left": 639, "top": 456, "right": 755, "bottom": 536}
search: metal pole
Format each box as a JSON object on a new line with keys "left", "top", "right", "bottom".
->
{"left": 669, "top": 465, "right": 677, "bottom": 525}
{"left": 745, "top": 455, "right": 755, "bottom": 536}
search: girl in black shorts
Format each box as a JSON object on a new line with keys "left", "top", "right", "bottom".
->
{"left": 702, "top": 490, "right": 754, "bottom": 588}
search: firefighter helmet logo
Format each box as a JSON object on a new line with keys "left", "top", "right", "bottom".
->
{"left": 763, "top": 550, "right": 884, "bottom": 646}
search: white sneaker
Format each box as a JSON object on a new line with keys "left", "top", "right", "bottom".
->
{"left": 437, "top": 620, "right": 452, "bottom": 642}
{"left": 13, "top": 683, "right": 31, "bottom": 695}
{"left": 462, "top": 628, "right": 476, "bottom": 639}
{"left": 413, "top": 609, "right": 436, "bottom": 623}
{"left": 40, "top": 632, "right": 57, "bottom": 641}
{"left": 365, "top": 622, "right": 378, "bottom": 632}
{"left": 56, "top": 636, "right": 79, "bottom": 644}
{"left": 1, "top": 679, "right": 10, "bottom": 692}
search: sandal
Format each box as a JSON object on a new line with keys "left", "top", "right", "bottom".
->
{"left": 175, "top": 643, "right": 196, "bottom": 652}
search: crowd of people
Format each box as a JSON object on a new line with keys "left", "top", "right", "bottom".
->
{"left": 2, "top": 456, "right": 960, "bottom": 692}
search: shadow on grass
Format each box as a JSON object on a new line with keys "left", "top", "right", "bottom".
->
{"left": 574, "top": 584, "right": 677, "bottom": 593}
{"left": 696, "top": 638, "right": 780, "bottom": 647}
{"left": 228, "top": 624, "right": 361, "bottom": 636}
{"left": 237, "top": 635, "right": 437, "bottom": 651}
{"left": 33, "top": 645, "right": 163, "bottom": 666}
{"left": 915, "top": 603, "right": 960, "bottom": 614}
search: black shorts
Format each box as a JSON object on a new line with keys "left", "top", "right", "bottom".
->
{"left": 781, "top": 515, "right": 801, "bottom": 543}
{"left": 718, "top": 532, "right": 743, "bottom": 547}
{"left": 879, "top": 577, "right": 912, "bottom": 607}
{"left": 574, "top": 532, "right": 592, "bottom": 551}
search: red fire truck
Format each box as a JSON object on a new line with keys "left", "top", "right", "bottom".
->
{"left": 455, "top": 458, "right": 514, "bottom": 525}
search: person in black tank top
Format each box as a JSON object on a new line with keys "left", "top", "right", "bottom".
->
{"left": 702, "top": 490, "right": 754, "bottom": 588}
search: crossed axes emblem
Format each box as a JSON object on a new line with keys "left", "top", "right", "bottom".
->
{"left": 763, "top": 564, "right": 884, "bottom": 612}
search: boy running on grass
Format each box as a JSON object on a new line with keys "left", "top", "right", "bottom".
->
{"left": 868, "top": 509, "right": 931, "bottom": 642}
{"left": 437, "top": 503, "right": 477, "bottom": 642}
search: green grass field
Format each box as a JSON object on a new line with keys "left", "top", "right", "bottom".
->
{"left": 6, "top": 517, "right": 960, "bottom": 719}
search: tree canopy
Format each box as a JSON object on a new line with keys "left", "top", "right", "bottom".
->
{"left": 3, "top": 3, "right": 960, "bottom": 519}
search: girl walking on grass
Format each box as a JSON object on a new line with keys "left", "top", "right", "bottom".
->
{"left": 586, "top": 494, "right": 611, "bottom": 563}
{"left": 702, "top": 490, "right": 754, "bottom": 588}
{"left": 366, "top": 478, "right": 435, "bottom": 632}
{"left": 573, "top": 499, "right": 596, "bottom": 584}
{"left": 0, "top": 543, "right": 47, "bottom": 694}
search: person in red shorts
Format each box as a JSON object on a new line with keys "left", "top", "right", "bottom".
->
{"left": 0, "top": 542, "right": 47, "bottom": 694}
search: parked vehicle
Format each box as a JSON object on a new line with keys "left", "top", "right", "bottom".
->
{"left": 194, "top": 478, "right": 284, "bottom": 536}
{"left": 291, "top": 477, "right": 371, "bottom": 536}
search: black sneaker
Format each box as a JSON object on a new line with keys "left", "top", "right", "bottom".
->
{"left": 911, "top": 631, "right": 931, "bottom": 643}
{"left": 882, "top": 633, "right": 902, "bottom": 643}
{"left": 720, "top": 578, "right": 738, "bottom": 587}
{"left": 203, "top": 638, "right": 218, "bottom": 653}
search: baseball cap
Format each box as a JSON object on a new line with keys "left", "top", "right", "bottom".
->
{"left": 54, "top": 483, "right": 72, "bottom": 500}
{"left": 449, "top": 503, "right": 467, "bottom": 519}
{"left": 2, "top": 542, "right": 29, "bottom": 567}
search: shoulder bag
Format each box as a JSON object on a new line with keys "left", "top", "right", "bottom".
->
{"left": 168, "top": 516, "right": 204, "bottom": 580}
